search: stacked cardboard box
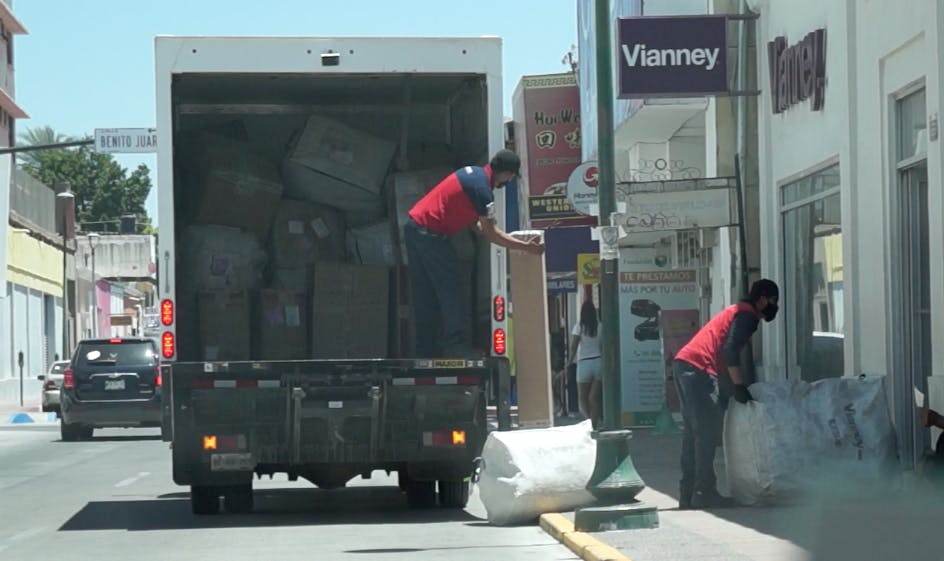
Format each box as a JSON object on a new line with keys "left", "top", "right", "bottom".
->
{"left": 282, "top": 115, "right": 397, "bottom": 226}
{"left": 255, "top": 289, "right": 309, "bottom": 360}
{"left": 197, "top": 291, "right": 251, "bottom": 361}
{"left": 311, "top": 263, "right": 389, "bottom": 359}
{"left": 268, "top": 199, "right": 346, "bottom": 289}
{"left": 191, "top": 134, "right": 284, "bottom": 242}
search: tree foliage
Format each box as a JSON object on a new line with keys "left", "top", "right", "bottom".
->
{"left": 19, "top": 127, "right": 152, "bottom": 229}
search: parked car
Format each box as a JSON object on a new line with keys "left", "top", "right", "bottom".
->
{"left": 39, "top": 360, "right": 71, "bottom": 416}
{"left": 59, "top": 337, "right": 162, "bottom": 441}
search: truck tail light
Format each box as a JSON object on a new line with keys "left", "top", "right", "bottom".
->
{"left": 63, "top": 367, "right": 75, "bottom": 389}
{"left": 492, "top": 295, "right": 505, "bottom": 322}
{"left": 160, "top": 299, "right": 174, "bottom": 326}
{"left": 424, "top": 430, "right": 468, "bottom": 447}
{"left": 493, "top": 328, "right": 506, "bottom": 355}
{"left": 161, "top": 332, "right": 175, "bottom": 359}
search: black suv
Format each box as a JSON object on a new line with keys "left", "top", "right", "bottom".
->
{"left": 60, "top": 338, "right": 162, "bottom": 441}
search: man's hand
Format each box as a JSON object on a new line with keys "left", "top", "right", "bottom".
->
{"left": 733, "top": 384, "right": 753, "bottom": 404}
{"left": 523, "top": 236, "right": 545, "bottom": 255}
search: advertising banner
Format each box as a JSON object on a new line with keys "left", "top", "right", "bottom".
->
{"left": 513, "top": 73, "right": 594, "bottom": 228}
{"left": 618, "top": 248, "right": 698, "bottom": 426}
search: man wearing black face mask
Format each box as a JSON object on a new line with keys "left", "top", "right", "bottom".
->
{"left": 672, "top": 278, "right": 780, "bottom": 509}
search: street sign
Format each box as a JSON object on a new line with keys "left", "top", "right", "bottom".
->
{"left": 613, "top": 187, "right": 736, "bottom": 233}
{"left": 94, "top": 128, "right": 157, "bottom": 154}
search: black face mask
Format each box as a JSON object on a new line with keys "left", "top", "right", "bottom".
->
{"left": 763, "top": 303, "right": 779, "bottom": 322}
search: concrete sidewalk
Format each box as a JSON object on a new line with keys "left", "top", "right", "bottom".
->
{"left": 541, "top": 429, "right": 944, "bottom": 561}
{"left": 0, "top": 399, "right": 57, "bottom": 424}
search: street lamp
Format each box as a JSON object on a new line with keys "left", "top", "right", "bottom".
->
{"left": 88, "top": 232, "right": 100, "bottom": 338}
{"left": 56, "top": 189, "right": 75, "bottom": 359}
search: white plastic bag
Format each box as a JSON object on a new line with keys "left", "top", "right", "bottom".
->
{"left": 477, "top": 420, "right": 597, "bottom": 525}
{"left": 724, "top": 376, "right": 898, "bottom": 506}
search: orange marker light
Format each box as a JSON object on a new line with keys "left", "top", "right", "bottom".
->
{"left": 203, "top": 435, "right": 217, "bottom": 450}
{"left": 452, "top": 430, "right": 466, "bottom": 445}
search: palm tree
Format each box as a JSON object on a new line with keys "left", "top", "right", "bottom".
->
{"left": 17, "top": 126, "right": 74, "bottom": 166}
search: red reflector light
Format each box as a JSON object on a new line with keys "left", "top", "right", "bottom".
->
{"left": 493, "top": 295, "right": 506, "bottom": 322}
{"left": 493, "top": 328, "right": 506, "bottom": 355}
{"left": 155, "top": 366, "right": 162, "bottom": 388}
{"left": 160, "top": 299, "right": 174, "bottom": 326}
{"left": 161, "top": 332, "right": 175, "bottom": 359}
{"left": 63, "top": 367, "right": 75, "bottom": 389}
{"left": 109, "top": 338, "right": 122, "bottom": 344}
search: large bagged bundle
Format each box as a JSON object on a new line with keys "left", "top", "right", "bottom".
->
{"left": 477, "top": 420, "right": 598, "bottom": 525}
{"left": 180, "top": 225, "right": 267, "bottom": 292}
{"left": 724, "top": 376, "right": 898, "bottom": 506}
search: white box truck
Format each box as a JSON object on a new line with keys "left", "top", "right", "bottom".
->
{"left": 154, "top": 36, "right": 511, "bottom": 514}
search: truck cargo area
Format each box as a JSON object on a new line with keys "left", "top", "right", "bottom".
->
{"left": 171, "top": 72, "right": 494, "bottom": 362}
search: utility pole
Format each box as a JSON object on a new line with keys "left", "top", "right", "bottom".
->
{"left": 56, "top": 187, "right": 75, "bottom": 360}
{"left": 88, "top": 232, "right": 100, "bottom": 338}
{"left": 576, "top": 0, "right": 655, "bottom": 532}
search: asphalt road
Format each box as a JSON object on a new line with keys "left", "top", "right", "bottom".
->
{"left": 0, "top": 424, "right": 578, "bottom": 561}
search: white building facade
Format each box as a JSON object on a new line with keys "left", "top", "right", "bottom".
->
{"left": 752, "top": 0, "right": 944, "bottom": 466}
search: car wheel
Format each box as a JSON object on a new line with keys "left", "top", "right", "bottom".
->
{"left": 60, "top": 422, "right": 81, "bottom": 442}
{"left": 190, "top": 485, "right": 220, "bottom": 515}
{"left": 79, "top": 426, "right": 94, "bottom": 440}
{"left": 223, "top": 485, "right": 254, "bottom": 514}
{"left": 438, "top": 479, "right": 470, "bottom": 508}
{"left": 405, "top": 479, "right": 437, "bottom": 508}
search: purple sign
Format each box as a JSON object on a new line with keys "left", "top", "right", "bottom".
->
{"left": 618, "top": 15, "right": 729, "bottom": 98}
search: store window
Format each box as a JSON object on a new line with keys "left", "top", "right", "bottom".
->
{"left": 781, "top": 163, "right": 843, "bottom": 381}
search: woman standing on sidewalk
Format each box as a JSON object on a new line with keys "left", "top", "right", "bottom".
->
{"left": 566, "top": 301, "right": 602, "bottom": 428}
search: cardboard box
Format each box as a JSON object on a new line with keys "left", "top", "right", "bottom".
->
{"left": 282, "top": 115, "right": 396, "bottom": 214}
{"left": 198, "top": 290, "right": 251, "bottom": 361}
{"left": 347, "top": 221, "right": 396, "bottom": 267}
{"left": 269, "top": 200, "right": 345, "bottom": 268}
{"left": 507, "top": 231, "right": 553, "bottom": 429}
{"left": 270, "top": 267, "right": 311, "bottom": 290}
{"left": 255, "top": 290, "right": 309, "bottom": 360}
{"left": 191, "top": 134, "right": 284, "bottom": 242}
{"left": 311, "top": 263, "right": 389, "bottom": 359}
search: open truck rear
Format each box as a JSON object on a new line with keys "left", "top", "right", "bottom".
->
{"left": 155, "top": 36, "right": 510, "bottom": 514}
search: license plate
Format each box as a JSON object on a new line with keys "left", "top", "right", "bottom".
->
{"left": 211, "top": 453, "right": 253, "bottom": 472}
{"left": 104, "top": 379, "right": 126, "bottom": 391}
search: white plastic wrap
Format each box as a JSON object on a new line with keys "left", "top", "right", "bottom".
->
{"left": 477, "top": 420, "right": 598, "bottom": 525}
{"left": 724, "top": 376, "right": 898, "bottom": 506}
{"left": 347, "top": 221, "right": 396, "bottom": 267}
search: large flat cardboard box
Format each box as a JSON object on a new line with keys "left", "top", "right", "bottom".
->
{"left": 311, "top": 263, "right": 389, "bottom": 359}
{"left": 255, "top": 289, "right": 309, "bottom": 360}
{"left": 269, "top": 199, "right": 345, "bottom": 268}
{"left": 198, "top": 290, "right": 251, "bottom": 361}
{"left": 281, "top": 115, "right": 396, "bottom": 215}
{"left": 508, "top": 231, "right": 553, "bottom": 429}
{"left": 191, "top": 134, "right": 283, "bottom": 242}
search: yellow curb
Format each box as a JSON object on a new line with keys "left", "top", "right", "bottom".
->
{"left": 539, "top": 513, "right": 634, "bottom": 561}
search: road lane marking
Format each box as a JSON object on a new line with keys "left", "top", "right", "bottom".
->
{"left": 115, "top": 471, "right": 151, "bottom": 488}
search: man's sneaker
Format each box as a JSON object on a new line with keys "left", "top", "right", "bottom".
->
{"left": 691, "top": 489, "right": 735, "bottom": 509}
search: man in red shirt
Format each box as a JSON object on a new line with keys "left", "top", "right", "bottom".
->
{"left": 673, "top": 279, "right": 780, "bottom": 509}
{"left": 406, "top": 149, "right": 544, "bottom": 357}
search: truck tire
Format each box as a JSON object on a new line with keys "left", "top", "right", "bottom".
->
{"left": 223, "top": 485, "right": 254, "bottom": 514}
{"left": 190, "top": 485, "right": 220, "bottom": 515}
{"left": 405, "top": 480, "right": 437, "bottom": 508}
{"left": 438, "top": 479, "right": 470, "bottom": 508}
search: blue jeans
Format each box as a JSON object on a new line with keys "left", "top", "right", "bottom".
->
{"left": 674, "top": 360, "right": 729, "bottom": 502}
{"left": 404, "top": 219, "right": 467, "bottom": 357}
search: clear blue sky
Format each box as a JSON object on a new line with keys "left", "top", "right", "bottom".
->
{"left": 14, "top": 0, "right": 578, "bottom": 220}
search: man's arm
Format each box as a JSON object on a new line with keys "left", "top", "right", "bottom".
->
{"left": 476, "top": 216, "right": 544, "bottom": 254}
{"left": 722, "top": 311, "right": 759, "bottom": 385}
